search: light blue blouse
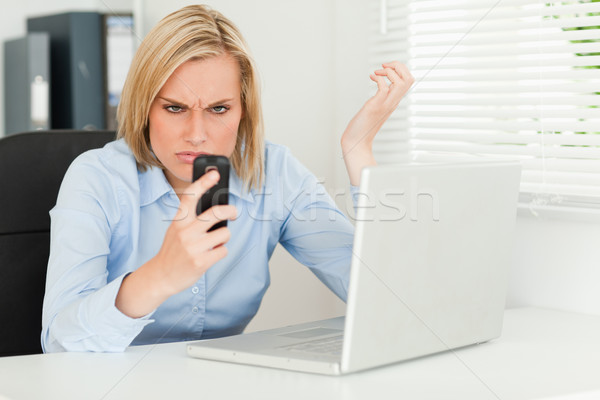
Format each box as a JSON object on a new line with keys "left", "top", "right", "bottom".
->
{"left": 42, "top": 139, "right": 355, "bottom": 352}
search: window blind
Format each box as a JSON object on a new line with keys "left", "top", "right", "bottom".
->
{"left": 369, "top": 0, "right": 600, "bottom": 208}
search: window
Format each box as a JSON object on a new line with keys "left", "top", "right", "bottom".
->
{"left": 369, "top": 0, "right": 600, "bottom": 209}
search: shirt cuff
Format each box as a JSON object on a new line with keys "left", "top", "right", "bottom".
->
{"left": 82, "top": 273, "right": 155, "bottom": 350}
{"left": 350, "top": 184, "right": 361, "bottom": 209}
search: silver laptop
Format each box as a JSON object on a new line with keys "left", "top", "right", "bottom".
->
{"left": 187, "top": 161, "right": 522, "bottom": 375}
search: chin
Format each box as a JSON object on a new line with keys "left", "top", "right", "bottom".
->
{"left": 168, "top": 166, "right": 193, "bottom": 186}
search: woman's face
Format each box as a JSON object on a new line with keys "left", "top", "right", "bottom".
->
{"left": 148, "top": 53, "right": 242, "bottom": 191}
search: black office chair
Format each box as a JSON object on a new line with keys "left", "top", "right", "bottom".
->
{"left": 0, "top": 130, "right": 115, "bottom": 357}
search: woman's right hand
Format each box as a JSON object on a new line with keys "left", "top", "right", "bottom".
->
{"left": 116, "top": 170, "right": 237, "bottom": 318}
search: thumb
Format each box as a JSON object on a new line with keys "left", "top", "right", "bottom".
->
{"left": 176, "top": 170, "right": 220, "bottom": 222}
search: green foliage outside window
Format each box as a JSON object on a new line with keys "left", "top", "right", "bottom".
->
{"left": 555, "top": 0, "right": 600, "bottom": 136}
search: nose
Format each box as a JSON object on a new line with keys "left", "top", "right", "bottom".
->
{"left": 184, "top": 109, "right": 208, "bottom": 146}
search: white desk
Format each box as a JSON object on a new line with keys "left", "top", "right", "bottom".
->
{"left": 1, "top": 308, "right": 600, "bottom": 400}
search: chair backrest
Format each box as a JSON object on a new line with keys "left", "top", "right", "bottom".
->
{"left": 0, "top": 130, "right": 115, "bottom": 356}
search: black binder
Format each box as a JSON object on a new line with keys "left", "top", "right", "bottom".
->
{"left": 3, "top": 33, "right": 51, "bottom": 135}
{"left": 101, "top": 14, "right": 135, "bottom": 131}
{"left": 27, "top": 12, "right": 106, "bottom": 130}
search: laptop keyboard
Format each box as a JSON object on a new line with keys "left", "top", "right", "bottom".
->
{"left": 280, "top": 334, "right": 344, "bottom": 356}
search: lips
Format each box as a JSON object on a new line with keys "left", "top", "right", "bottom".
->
{"left": 176, "top": 151, "right": 211, "bottom": 164}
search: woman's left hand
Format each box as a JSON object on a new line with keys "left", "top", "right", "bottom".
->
{"left": 341, "top": 61, "right": 414, "bottom": 186}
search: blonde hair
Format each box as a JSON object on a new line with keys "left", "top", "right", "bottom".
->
{"left": 117, "top": 4, "right": 264, "bottom": 190}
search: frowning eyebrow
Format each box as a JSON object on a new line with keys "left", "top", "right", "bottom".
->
{"left": 156, "top": 97, "right": 189, "bottom": 108}
{"left": 156, "top": 96, "right": 235, "bottom": 109}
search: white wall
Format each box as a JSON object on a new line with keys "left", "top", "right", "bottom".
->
{"left": 0, "top": 0, "right": 133, "bottom": 137}
{"left": 507, "top": 211, "right": 600, "bottom": 316}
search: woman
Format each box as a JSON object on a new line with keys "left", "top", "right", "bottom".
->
{"left": 41, "top": 5, "right": 413, "bottom": 352}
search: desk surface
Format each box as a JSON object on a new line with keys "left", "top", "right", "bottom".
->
{"left": 1, "top": 308, "right": 600, "bottom": 400}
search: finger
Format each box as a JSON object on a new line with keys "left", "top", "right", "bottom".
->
{"left": 382, "top": 61, "right": 405, "bottom": 74}
{"left": 195, "top": 204, "right": 238, "bottom": 228}
{"left": 195, "top": 245, "right": 229, "bottom": 272}
{"left": 382, "top": 61, "right": 404, "bottom": 71}
{"left": 382, "top": 62, "right": 414, "bottom": 85}
{"left": 195, "top": 226, "right": 231, "bottom": 253}
{"left": 386, "top": 77, "right": 413, "bottom": 108}
{"left": 370, "top": 73, "right": 389, "bottom": 100}
{"left": 395, "top": 63, "right": 414, "bottom": 84}
{"left": 375, "top": 67, "right": 402, "bottom": 86}
{"left": 379, "top": 62, "right": 414, "bottom": 107}
{"left": 175, "top": 170, "right": 220, "bottom": 222}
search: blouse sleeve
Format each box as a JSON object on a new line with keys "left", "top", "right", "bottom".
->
{"left": 276, "top": 148, "right": 355, "bottom": 302}
{"left": 41, "top": 152, "right": 153, "bottom": 353}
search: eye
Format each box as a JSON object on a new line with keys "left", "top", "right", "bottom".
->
{"left": 165, "top": 105, "right": 184, "bottom": 113}
{"left": 211, "top": 105, "right": 229, "bottom": 114}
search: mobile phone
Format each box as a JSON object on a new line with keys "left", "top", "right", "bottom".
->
{"left": 193, "top": 155, "right": 230, "bottom": 231}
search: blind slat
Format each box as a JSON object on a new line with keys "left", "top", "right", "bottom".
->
{"left": 405, "top": 16, "right": 600, "bottom": 34}
{"left": 410, "top": 95, "right": 600, "bottom": 106}
{"left": 407, "top": 2, "right": 600, "bottom": 23}
{"left": 412, "top": 69, "right": 600, "bottom": 82}
{"left": 413, "top": 141, "right": 600, "bottom": 159}
{"left": 412, "top": 108, "right": 600, "bottom": 119}
{"left": 412, "top": 131, "right": 600, "bottom": 146}
{"left": 410, "top": 83, "right": 600, "bottom": 94}
{"left": 371, "top": 27, "right": 600, "bottom": 47}
{"left": 402, "top": 27, "right": 600, "bottom": 46}
{"left": 407, "top": 42, "right": 600, "bottom": 58}
{"left": 410, "top": 150, "right": 600, "bottom": 171}
{"left": 406, "top": 0, "right": 558, "bottom": 13}
{"left": 371, "top": 41, "right": 600, "bottom": 57}
{"left": 410, "top": 55, "right": 600, "bottom": 69}
{"left": 411, "top": 119, "right": 600, "bottom": 132}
